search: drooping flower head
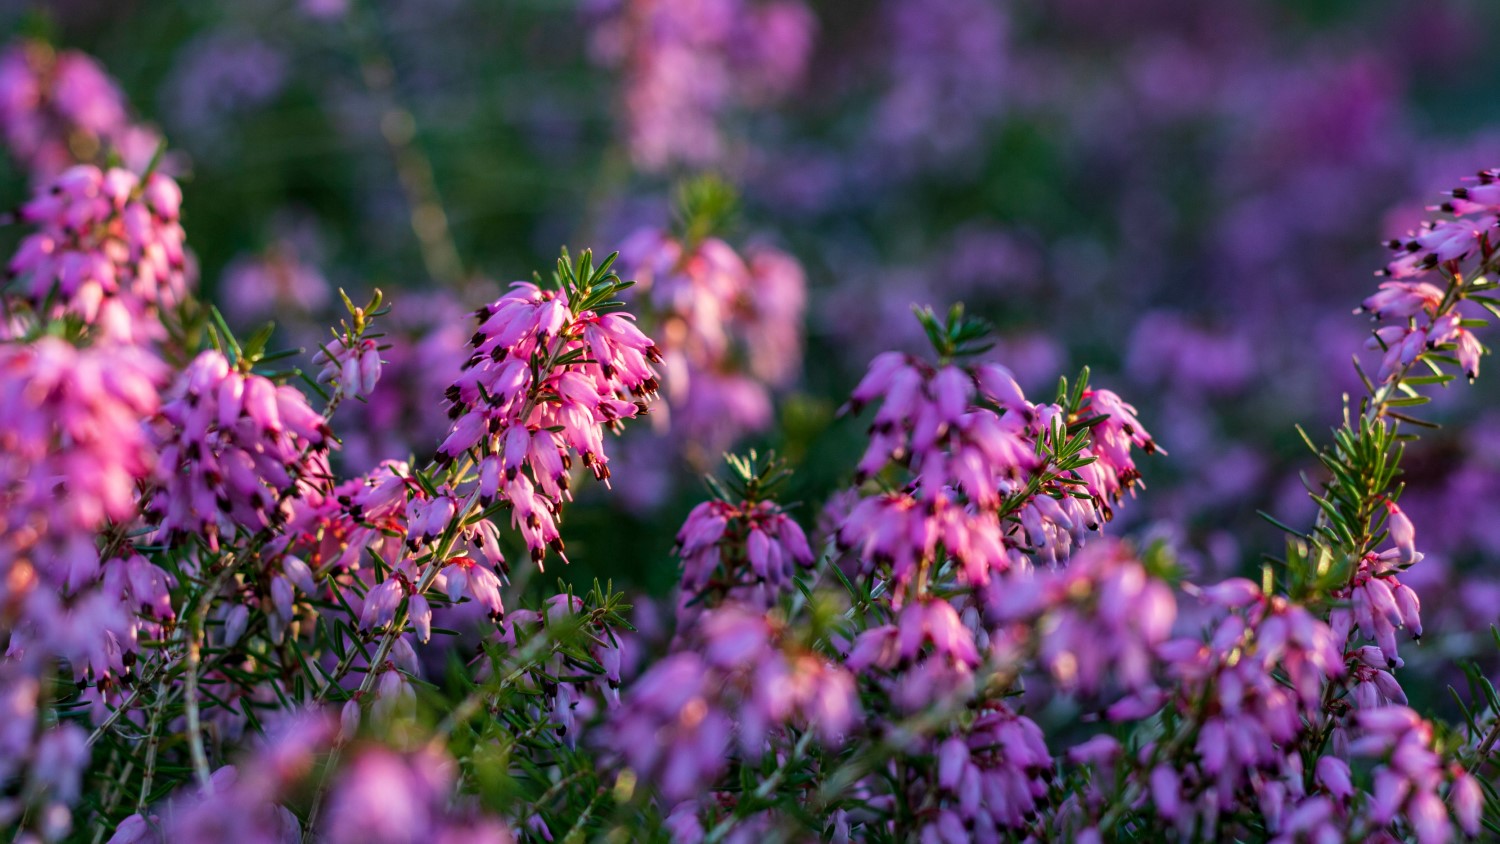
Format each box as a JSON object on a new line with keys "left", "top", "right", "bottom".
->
{"left": 438, "top": 251, "right": 660, "bottom": 564}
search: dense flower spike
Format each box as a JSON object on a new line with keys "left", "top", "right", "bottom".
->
{"left": 441, "top": 266, "right": 659, "bottom": 563}
{"left": 837, "top": 318, "right": 1156, "bottom": 593}
{"left": 7, "top": 163, "right": 190, "bottom": 343}
{"left": 148, "top": 350, "right": 333, "bottom": 546}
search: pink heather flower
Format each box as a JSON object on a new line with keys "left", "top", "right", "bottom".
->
{"left": 320, "top": 744, "right": 512, "bottom": 844}
{"left": 8, "top": 163, "right": 191, "bottom": 343}
{"left": 674, "top": 495, "right": 814, "bottom": 617}
{"left": 1315, "top": 756, "right": 1354, "bottom": 801}
{"left": 617, "top": 229, "right": 806, "bottom": 456}
{"left": 360, "top": 576, "right": 405, "bottom": 630}
{"left": 148, "top": 351, "right": 333, "bottom": 547}
{"left": 262, "top": 459, "right": 412, "bottom": 589}
{"left": 915, "top": 703, "right": 1052, "bottom": 834}
{"left": 407, "top": 593, "right": 432, "bottom": 643}
{"left": 0, "top": 40, "right": 160, "bottom": 182}
{"left": 845, "top": 598, "right": 982, "bottom": 715}
{"left": 987, "top": 540, "right": 1176, "bottom": 695}
{"left": 1384, "top": 499, "right": 1417, "bottom": 565}
{"left": 1332, "top": 550, "right": 1424, "bottom": 666}
{"left": 442, "top": 554, "right": 505, "bottom": 620}
{"left": 1452, "top": 771, "right": 1482, "bottom": 837}
{"left": 441, "top": 280, "right": 659, "bottom": 564}
{"left": 1349, "top": 707, "right": 1453, "bottom": 842}
{"left": 610, "top": 604, "right": 857, "bottom": 800}
{"left": 1386, "top": 216, "right": 1496, "bottom": 278}
{"left": 1360, "top": 281, "right": 1445, "bottom": 320}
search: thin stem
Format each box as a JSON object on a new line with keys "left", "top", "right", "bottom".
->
{"left": 136, "top": 687, "right": 168, "bottom": 813}
{"left": 183, "top": 567, "right": 233, "bottom": 791}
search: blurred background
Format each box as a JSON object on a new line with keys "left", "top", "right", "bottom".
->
{"left": 5, "top": 0, "right": 1500, "bottom": 700}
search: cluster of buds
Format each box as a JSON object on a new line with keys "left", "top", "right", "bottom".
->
{"left": 674, "top": 452, "right": 815, "bottom": 618}
{"left": 312, "top": 289, "right": 386, "bottom": 402}
{"left": 7, "top": 164, "right": 189, "bottom": 343}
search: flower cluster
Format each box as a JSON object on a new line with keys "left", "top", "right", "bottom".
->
{"left": 1126, "top": 586, "right": 1345, "bottom": 835}
{"left": 618, "top": 226, "right": 806, "bottom": 458}
{"left": 838, "top": 328, "right": 1156, "bottom": 592}
{"left": 0, "top": 340, "right": 171, "bottom": 732}
{"left": 845, "top": 597, "right": 982, "bottom": 714}
{"left": 986, "top": 539, "right": 1176, "bottom": 696}
{"left": 148, "top": 350, "right": 333, "bottom": 546}
{"left": 7, "top": 163, "right": 190, "bottom": 343}
{"left": 1367, "top": 171, "right": 1500, "bottom": 382}
{"left": 0, "top": 39, "right": 160, "bottom": 182}
{"left": 675, "top": 485, "right": 814, "bottom": 618}
{"left": 608, "top": 605, "right": 858, "bottom": 805}
{"left": 439, "top": 271, "right": 659, "bottom": 562}
{"left": 916, "top": 703, "right": 1053, "bottom": 839}
{"left": 1351, "top": 708, "right": 1480, "bottom": 842}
